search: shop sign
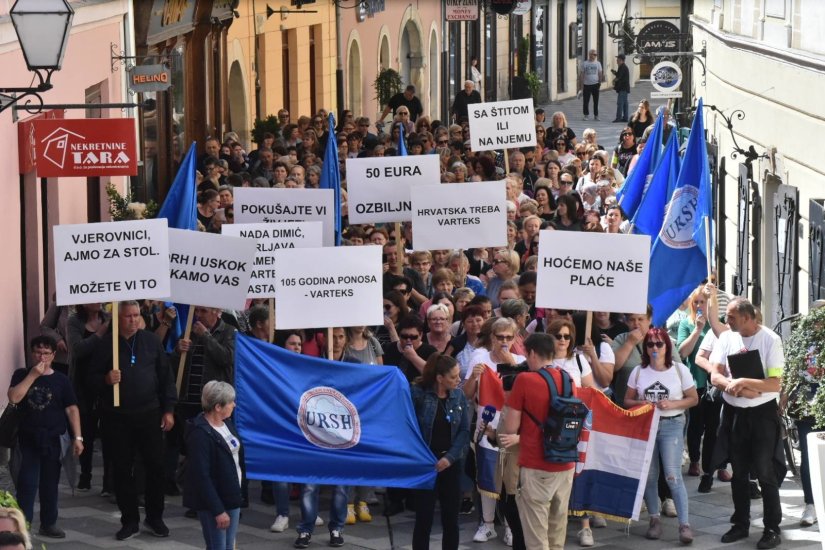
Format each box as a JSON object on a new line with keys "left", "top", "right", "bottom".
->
{"left": 147, "top": 0, "right": 198, "bottom": 46}
{"left": 650, "top": 61, "right": 683, "bottom": 98}
{"left": 356, "top": 0, "right": 385, "bottom": 22}
{"left": 17, "top": 110, "right": 63, "bottom": 175}
{"left": 128, "top": 64, "right": 172, "bottom": 93}
{"left": 637, "top": 20, "right": 681, "bottom": 53}
{"left": 33, "top": 118, "right": 138, "bottom": 177}
{"left": 446, "top": 0, "right": 478, "bottom": 21}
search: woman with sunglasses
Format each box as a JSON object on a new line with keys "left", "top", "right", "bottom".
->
{"left": 554, "top": 138, "right": 576, "bottom": 165}
{"left": 535, "top": 124, "right": 547, "bottom": 150}
{"left": 625, "top": 327, "right": 698, "bottom": 544}
{"left": 612, "top": 129, "right": 637, "bottom": 177}
{"left": 464, "top": 317, "right": 524, "bottom": 545}
{"left": 542, "top": 318, "right": 603, "bottom": 546}
{"left": 375, "top": 290, "right": 409, "bottom": 346}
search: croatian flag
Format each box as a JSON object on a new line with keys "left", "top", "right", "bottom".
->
{"left": 475, "top": 368, "right": 505, "bottom": 498}
{"left": 569, "top": 388, "right": 660, "bottom": 521}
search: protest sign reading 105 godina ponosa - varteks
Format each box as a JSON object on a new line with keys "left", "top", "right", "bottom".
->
{"left": 167, "top": 229, "right": 258, "bottom": 310}
{"left": 53, "top": 218, "right": 170, "bottom": 306}
{"left": 274, "top": 246, "right": 383, "bottom": 330}
{"left": 536, "top": 231, "right": 651, "bottom": 314}
{"left": 221, "top": 221, "right": 324, "bottom": 298}
{"left": 233, "top": 187, "right": 335, "bottom": 246}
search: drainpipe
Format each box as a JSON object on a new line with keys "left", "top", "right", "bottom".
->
{"left": 335, "top": 0, "right": 344, "bottom": 116}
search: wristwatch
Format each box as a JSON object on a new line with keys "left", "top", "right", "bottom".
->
{"left": 75, "top": 436, "right": 84, "bottom": 442}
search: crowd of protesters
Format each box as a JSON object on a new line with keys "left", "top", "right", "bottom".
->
{"left": 10, "top": 84, "right": 812, "bottom": 550}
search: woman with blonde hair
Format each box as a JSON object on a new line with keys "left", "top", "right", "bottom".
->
{"left": 0, "top": 507, "right": 31, "bottom": 549}
{"left": 548, "top": 111, "right": 577, "bottom": 148}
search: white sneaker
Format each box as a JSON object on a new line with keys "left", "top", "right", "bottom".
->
{"left": 270, "top": 514, "right": 289, "bottom": 533}
{"left": 594, "top": 116, "right": 600, "bottom": 121}
{"left": 583, "top": 115, "right": 590, "bottom": 121}
{"left": 578, "top": 527, "right": 594, "bottom": 547}
{"left": 801, "top": 503, "right": 818, "bottom": 526}
{"left": 503, "top": 526, "right": 513, "bottom": 547}
{"left": 661, "top": 498, "right": 677, "bottom": 518}
{"left": 315, "top": 515, "right": 324, "bottom": 526}
{"left": 473, "top": 523, "right": 497, "bottom": 542}
{"left": 590, "top": 515, "right": 607, "bottom": 528}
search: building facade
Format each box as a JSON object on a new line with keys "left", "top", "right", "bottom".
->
{"left": 690, "top": 0, "right": 825, "bottom": 332}
{"left": 0, "top": 0, "right": 133, "bottom": 391}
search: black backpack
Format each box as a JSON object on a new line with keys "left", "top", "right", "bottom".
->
{"left": 525, "top": 368, "right": 589, "bottom": 463}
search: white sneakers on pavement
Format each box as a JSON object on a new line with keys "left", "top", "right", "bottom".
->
{"left": 270, "top": 515, "right": 289, "bottom": 533}
{"left": 801, "top": 504, "right": 818, "bottom": 527}
{"left": 661, "top": 498, "right": 677, "bottom": 517}
{"left": 578, "top": 527, "right": 594, "bottom": 546}
{"left": 503, "top": 526, "right": 513, "bottom": 547}
{"left": 472, "top": 523, "right": 497, "bottom": 542}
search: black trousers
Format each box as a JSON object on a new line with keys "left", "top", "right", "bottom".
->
{"left": 103, "top": 408, "right": 166, "bottom": 526}
{"left": 687, "top": 391, "right": 722, "bottom": 472}
{"left": 582, "top": 84, "right": 600, "bottom": 116}
{"left": 504, "top": 494, "right": 526, "bottom": 550}
{"left": 413, "top": 462, "right": 461, "bottom": 550}
{"left": 78, "top": 392, "right": 112, "bottom": 489}
{"left": 723, "top": 401, "right": 782, "bottom": 533}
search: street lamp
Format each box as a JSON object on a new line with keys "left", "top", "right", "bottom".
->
{"left": 0, "top": 0, "right": 75, "bottom": 114}
{"left": 594, "top": 0, "right": 627, "bottom": 38}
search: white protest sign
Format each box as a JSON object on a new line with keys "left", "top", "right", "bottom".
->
{"left": 411, "top": 181, "right": 507, "bottom": 250}
{"left": 168, "top": 229, "right": 258, "bottom": 310}
{"left": 221, "top": 222, "right": 324, "bottom": 298}
{"left": 346, "top": 155, "right": 440, "bottom": 224}
{"left": 468, "top": 98, "right": 536, "bottom": 151}
{"left": 233, "top": 187, "right": 335, "bottom": 246}
{"left": 274, "top": 246, "right": 383, "bottom": 329}
{"left": 54, "top": 219, "right": 170, "bottom": 306}
{"left": 536, "top": 231, "right": 651, "bottom": 314}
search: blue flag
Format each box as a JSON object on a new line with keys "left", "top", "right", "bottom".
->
{"left": 156, "top": 142, "right": 198, "bottom": 352}
{"left": 647, "top": 98, "right": 712, "bottom": 327}
{"left": 631, "top": 129, "right": 681, "bottom": 238}
{"left": 398, "top": 122, "right": 408, "bottom": 156}
{"left": 616, "top": 113, "right": 663, "bottom": 219}
{"left": 234, "top": 334, "right": 437, "bottom": 489}
{"left": 319, "top": 114, "right": 342, "bottom": 246}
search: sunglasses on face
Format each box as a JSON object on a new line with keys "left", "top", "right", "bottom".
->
{"left": 560, "top": 180, "right": 574, "bottom": 185}
{"left": 554, "top": 333, "right": 572, "bottom": 341}
{"left": 622, "top": 133, "right": 632, "bottom": 137}
{"left": 438, "top": 140, "right": 448, "bottom": 145}
{"left": 494, "top": 334, "right": 514, "bottom": 342}
{"left": 646, "top": 341, "right": 666, "bottom": 348}
{"left": 399, "top": 333, "right": 420, "bottom": 341}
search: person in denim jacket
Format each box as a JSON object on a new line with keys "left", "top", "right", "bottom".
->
{"left": 410, "top": 354, "right": 470, "bottom": 550}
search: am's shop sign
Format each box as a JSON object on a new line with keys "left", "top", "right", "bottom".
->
{"left": 32, "top": 118, "right": 138, "bottom": 177}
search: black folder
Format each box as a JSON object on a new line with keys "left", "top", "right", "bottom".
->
{"left": 728, "top": 349, "right": 765, "bottom": 380}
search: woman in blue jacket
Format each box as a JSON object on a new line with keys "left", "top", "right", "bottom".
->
{"left": 410, "top": 353, "right": 470, "bottom": 550}
{"left": 183, "top": 381, "right": 243, "bottom": 550}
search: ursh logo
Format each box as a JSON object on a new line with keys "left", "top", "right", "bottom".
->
{"left": 660, "top": 186, "right": 699, "bottom": 249}
{"left": 297, "top": 387, "right": 361, "bottom": 449}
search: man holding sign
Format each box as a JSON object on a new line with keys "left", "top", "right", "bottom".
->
{"left": 88, "top": 301, "right": 177, "bottom": 541}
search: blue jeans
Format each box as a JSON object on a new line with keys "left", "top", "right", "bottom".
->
{"left": 275, "top": 482, "right": 290, "bottom": 517}
{"left": 644, "top": 415, "right": 689, "bottom": 525}
{"left": 796, "top": 419, "right": 818, "bottom": 504}
{"left": 17, "top": 439, "right": 62, "bottom": 526}
{"left": 197, "top": 508, "right": 240, "bottom": 550}
{"left": 616, "top": 90, "right": 629, "bottom": 121}
{"left": 298, "top": 484, "right": 348, "bottom": 534}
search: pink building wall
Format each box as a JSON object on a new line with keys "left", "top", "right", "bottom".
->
{"left": 0, "top": 2, "right": 129, "bottom": 402}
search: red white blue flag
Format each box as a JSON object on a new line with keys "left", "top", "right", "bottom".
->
{"left": 570, "top": 388, "right": 660, "bottom": 521}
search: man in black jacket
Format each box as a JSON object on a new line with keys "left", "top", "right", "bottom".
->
{"left": 611, "top": 54, "right": 631, "bottom": 123}
{"left": 91, "top": 301, "right": 177, "bottom": 541}
{"left": 451, "top": 80, "right": 482, "bottom": 123}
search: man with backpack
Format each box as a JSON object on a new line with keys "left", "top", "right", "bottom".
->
{"left": 499, "top": 333, "right": 587, "bottom": 550}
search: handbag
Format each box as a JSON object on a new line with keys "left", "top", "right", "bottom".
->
{"left": 0, "top": 402, "right": 22, "bottom": 448}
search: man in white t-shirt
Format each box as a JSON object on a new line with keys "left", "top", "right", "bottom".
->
{"left": 709, "top": 297, "right": 784, "bottom": 549}
{"left": 579, "top": 50, "right": 603, "bottom": 121}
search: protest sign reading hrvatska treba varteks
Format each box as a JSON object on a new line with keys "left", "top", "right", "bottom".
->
{"left": 222, "top": 222, "right": 324, "bottom": 298}
{"left": 53, "top": 218, "right": 171, "bottom": 306}
{"left": 536, "top": 231, "right": 651, "bottom": 314}
{"left": 411, "top": 181, "right": 507, "bottom": 250}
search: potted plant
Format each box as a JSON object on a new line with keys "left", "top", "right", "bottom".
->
{"left": 373, "top": 68, "right": 403, "bottom": 107}
{"left": 251, "top": 114, "right": 281, "bottom": 145}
